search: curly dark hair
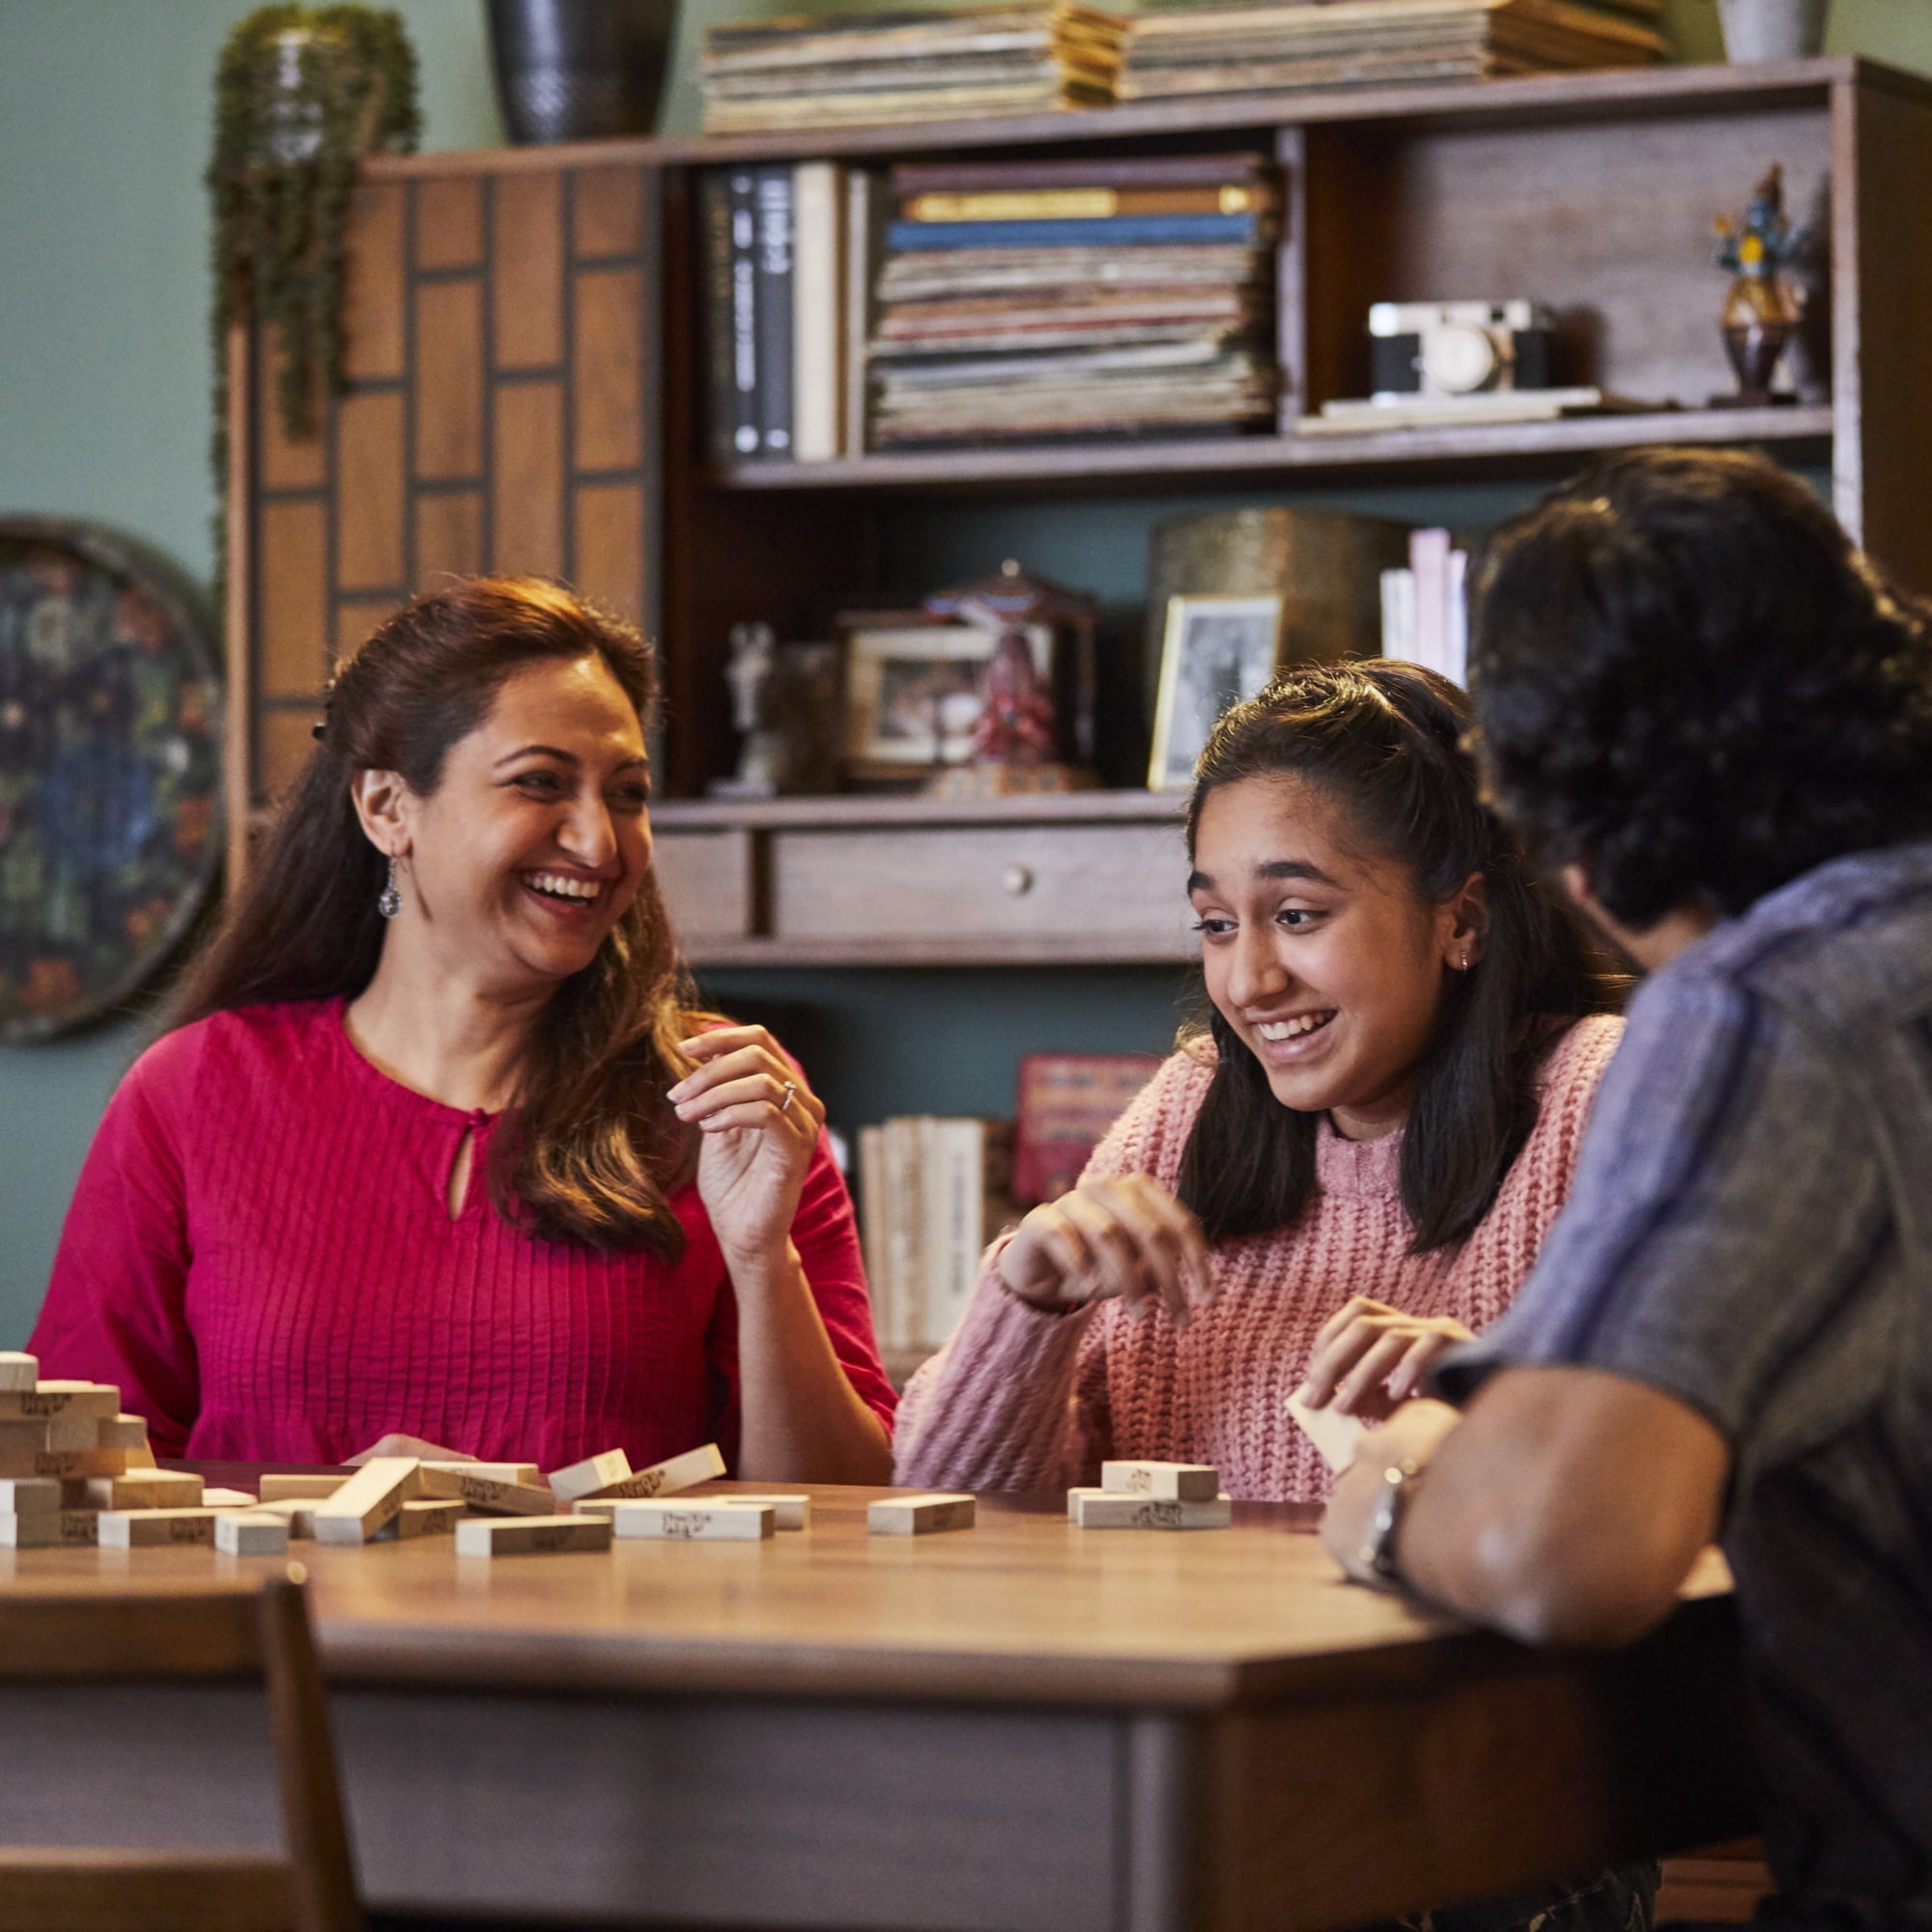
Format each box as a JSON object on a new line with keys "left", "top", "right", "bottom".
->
{"left": 1176, "top": 661, "right": 1624, "bottom": 1253}
{"left": 1470, "top": 447, "right": 1932, "bottom": 930}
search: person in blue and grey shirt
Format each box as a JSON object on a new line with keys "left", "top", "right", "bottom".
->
{"left": 1321, "top": 446, "right": 1932, "bottom": 1932}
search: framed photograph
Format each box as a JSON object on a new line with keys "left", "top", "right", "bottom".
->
{"left": 838, "top": 612, "right": 1052, "bottom": 781}
{"left": 1147, "top": 594, "right": 1286, "bottom": 791}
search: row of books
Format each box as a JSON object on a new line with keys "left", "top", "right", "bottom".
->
{"left": 700, "top": 154, "right": 1284, "bottom": 460}
{"left": 699, "top": 0, "right": 1666, "bottom": 136}
{"left": 1380, "top": 526, "right": 1471, "bottom": 688}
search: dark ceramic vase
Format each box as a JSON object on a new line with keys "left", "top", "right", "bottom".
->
{"left": 487, "top": 0, "right": 677, "bottom": 143}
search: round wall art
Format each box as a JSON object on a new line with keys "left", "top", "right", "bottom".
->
{"left": 0, "top": 519, "right": 222, "bottom": 1040}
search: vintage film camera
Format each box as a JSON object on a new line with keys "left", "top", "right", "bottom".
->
{"left": 1369, "top": 299, "right": 1555, "bottom": 401}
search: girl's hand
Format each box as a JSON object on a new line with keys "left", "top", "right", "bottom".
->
{"left": 1300, "top": 1296, "right": 1475, "bottom": 1417}
{"left": 672, "top": 1026, "right": 827, "bottom": 1270}
{"left": 998, "top": 1173, "right": 1215, "bottom": 1330}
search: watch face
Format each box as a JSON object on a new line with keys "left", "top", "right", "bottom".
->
{"left": 0, "top": 521, "right": 221, "bottom": 1040}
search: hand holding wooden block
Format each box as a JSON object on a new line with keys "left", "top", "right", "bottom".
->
{"left": 1283, "top": 1387, "right": 1369, "bottom": 1473}
{"left": 1099, "top": 1461, "right": 1220, "bottom": 1501}
{"left": 312, "top": 1456, "right": 422, "bottom": 1544}
{"left": 867, "top": 1493, "right": 976, "bottom": 1536}
{"left": 610, "top": 1500, "right": 775, "bottom": 1541}
{"left": 454, "top": 1515, "right": 613, "bottom": 1557}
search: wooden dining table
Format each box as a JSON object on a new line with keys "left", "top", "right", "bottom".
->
{"left": 0, "top": 1478, "right": 1757, "bottom": 1932}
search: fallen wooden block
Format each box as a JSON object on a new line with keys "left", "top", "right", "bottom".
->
{"left": 420, "top": 1461, "right": 542, "bottom": 1487}
{"left": 394, "top": 1498, "right": 467, "bottom": 1538}
{"left": 126, "top": 1441, "right": 158, "bottom": 1469}
{"left": 0, "top": 1478, "right": 59, "bottom": 1518}
{"left": 312, "top": 1457, "right": 422, "bottom": 1545}
{"left": 58, "top": 1509, "right": 100, "bottom": 1547}
{"left": 584, "top": 1442, "right": 728, "bottom": 1503}
{"left": 1282, "top": 1388, "right": 1370, "bottom": 1474}
{"left": 868, "top": 1493, "right": 976, "bottom": 1537}
{"left": 256, "top": 1473, "right": 348, "bottom": 1503}
{"left": 245, "top": 1498, "right": 319, "bottom": 1539}
{"left": 82, "top": 1470, "right": 204, "bottom": 1512}
{"left": 214, "top": 1513, "right": 290, "bottom": 1556}
{"left": 454, "top": 1515, "right": 612, "bottom": 1558}
{"left": 1099, "top": 1460, "right": 1221, "bottom": 1502}
{"left": 707, "top": 1492, "right": 810, "bottom": 1531}
{"left": 99, "top": 1508, "right": 225, "bottom": 1548}
{"left": 610, "top": 1499, "right": 775, "bottom": 1542}
{"left": 546, "top": 1449, "right": 633, "bottom": 1507}
{"left": 417, "top": 1466, "right": 555, "bottom": 1516}
{"left": 0, "top": 1383, "right": 118, "bottom": 1420}
{"left": 19, "top": 1449, "right": 128, "bottom": 1481}
{"left": 1068, "top": 1488, "right": 1233, "bottom": 1530}
{"left": 0, "top": 1512, "right": 59, "bottom": 1548}
{"left": 201, "top": 1487, "right": 259, "bottom": 1508}
{"left": 0, "top": 1353, "right": 37, "bottom": 1392}
{"left": 97, "top": 1414, "right": 150, "bottom": 1450}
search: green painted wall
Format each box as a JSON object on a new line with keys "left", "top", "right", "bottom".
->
{"left": 0, "top": 0, "right": 1926, "bottom": 1347}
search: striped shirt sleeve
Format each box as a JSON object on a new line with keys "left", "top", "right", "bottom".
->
{"left": 1435, "top": 968, "right": 1890, "bottom": 1454}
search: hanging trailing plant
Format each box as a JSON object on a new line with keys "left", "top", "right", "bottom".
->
{"left": 208, "top": 6, "right": 420, "bottom": 565}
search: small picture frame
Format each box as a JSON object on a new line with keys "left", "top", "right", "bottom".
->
{"left": 838, "top": 611, "right": 1052, "bottom": 781}
{"left": 1147, "top": 594, "right": 1287, "bottom": 791}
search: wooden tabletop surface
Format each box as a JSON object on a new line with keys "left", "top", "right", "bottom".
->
{"left": 0, "top": 1479, "right": 1734, "bottom": 1712}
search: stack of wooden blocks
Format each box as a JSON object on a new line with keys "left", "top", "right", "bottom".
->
{"left": 1068, "top": 1462, "right": 1233, "bottom": 1529}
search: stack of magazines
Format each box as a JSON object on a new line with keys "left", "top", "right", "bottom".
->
{"left": 867, "top": 154, "right": 1280, "bottom": 448}
{"left": 1117, "top": 0, "right": 1666, "bottom": 101}
{"left": 700, "top": 3, "right": 1125, "bottom": 134}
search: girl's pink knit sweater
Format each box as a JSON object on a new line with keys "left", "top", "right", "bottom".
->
{"left": 894, "top": 1013, "right": 1621, "bottom": 1503}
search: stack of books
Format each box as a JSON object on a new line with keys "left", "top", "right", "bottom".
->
{"left": 857, "top": 1117, "right": 1016, "bottom": 1357}
{"left": 700, "top": 4, "right": 1126, "bottom": 135}
{"left": 867, "top": 154, "right": 1281, "bottom": 448}
{"left": 1117, "top": 0, "right": 1667, "bottom": 101}
{"left": 1380, "top": 526, "right": 1471, "bottom": 688}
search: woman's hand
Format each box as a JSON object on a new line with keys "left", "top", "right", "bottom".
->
{"left": 1300, "top": 1296, "right": 1474, "bottom": 1417}
{"left": 998, "top": 1174, "right": 1215, "bottom": 1329}
{"left": 348, "top": 1434, "right": 470, "bottom": 1465}
{"left": 672, "top": 1026, "right": 827, "bottom": 1271}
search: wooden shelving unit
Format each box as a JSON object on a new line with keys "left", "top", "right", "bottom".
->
{"left": 225, "top": 56, "right": 1932, "bottom": 966}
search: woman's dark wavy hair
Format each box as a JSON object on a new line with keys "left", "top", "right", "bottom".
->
{"left": 1469, "top": 447, "right": 1932, "bottom": 929}
{"left": 1175, "top": 661, "right": 1625, "bottom": 1253}
{"left": 173, "top": 577, "right": 705, "bottom": 1258}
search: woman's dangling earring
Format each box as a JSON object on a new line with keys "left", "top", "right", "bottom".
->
{"left": 378, "top": 858, "right": 403, "bottom": 920}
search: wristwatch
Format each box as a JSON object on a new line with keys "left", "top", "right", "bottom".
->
{"left": 1358, "top": 1457, "right": 1426, "bottom": 1585}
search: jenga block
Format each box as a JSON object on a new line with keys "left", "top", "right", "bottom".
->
{"left": 0, "top": 1478, "right": 59, "bottom": 1517}
{"left": 99, "top": 1508, "right": 225, "bottom": 1548}
{"left": 0, "top": 1512, "right": 59, "bottom": 1548}
{"left": 10, "top": 1449, "right": 128, "bottom": 1480}
{"left": 257, "top": 1473, "right": 348, "bottom": 1503}
{"left": 44, "top": 1413, "right": 99, "bottom": 1452}
{"left": 58, "top": 1509, "right": 99, "bottom": 1546}
{"left": 1099, "top": 1461, "right": 1221, "bottom": 1501}
{"left": 97, "top": 1414, "right": 149, "bottom": 1449}
{"left": 868, "top": 1493, "right": 976, "bottom": 1537}
{"left": 245, "top": 1498, "right": 319, "bottom": 1539}
{"left": 126, "top": 1441, "right": 158, "bottom": 1468}
{"left": 215, "top": 1513, "right": 292, "bottom": 1556}
{"left": 610, "top": 1499, "right": 775, "bottom": 1542}
{"left": 417, "top": 1466, "right": 555, "bottom": 1516}
{"left": 0, "top": 1383, "right": 119, "bottom": 1420}
{"left": 420, "top": 1461, "right": 542, "bottom": 1487}
{"left": 720, "top": 1492, "right": 810, "bottom": 1530}
{"left": 584, "top": 1442, "right": 728, "bottom": 1502}
{"left": 1282, "top": 1388, "right": 1369, "bottom": 1474}
{"left": 1068, "top": 1488, "right": 1233, "bottom": 1530}
{"left": 0, "top": 1419, "right": 47, "bottom": 1461}
{"left": 83, "top": 1470, "right": 204, "bottom": 1512}
{"left": 455, "top": 1514, "right": 612, "bottom": 1557}
{"left": 312, "top": 1456, "right": 421, "bottom": 1545}
{"left": 546, "top": 1448, "right": 633, "bottom": 1505}
{"left": 0, "top": 1353, "right": 37, "bottom": 1391}
{"left": 394, "top": 1498, "right": 466, "bottom": 1538}
{"left": 201, "top": 1488, "right": 259, "bottom": 1508}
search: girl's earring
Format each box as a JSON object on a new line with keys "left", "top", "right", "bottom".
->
{"left": 378, "top": 858, "right": 403, "bottom": 921}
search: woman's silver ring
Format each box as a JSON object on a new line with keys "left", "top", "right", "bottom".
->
{"left": 777, "top": 1081, "right": 798, "bottom": 1118}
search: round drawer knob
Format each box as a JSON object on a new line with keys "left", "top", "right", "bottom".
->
{"left": 1003, "top": 864, "right": 1035, "bottom": 896}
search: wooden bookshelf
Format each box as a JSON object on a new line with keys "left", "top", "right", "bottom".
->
{"left": 225, "top": 56, "right": 1932, "bottom": 966}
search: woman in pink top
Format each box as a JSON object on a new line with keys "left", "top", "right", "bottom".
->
{"left": 32, "top": 580, "right": 895, "bottom": 1477}
{"left": 895, "top": 661, "right": 1626, "bottom": 1504}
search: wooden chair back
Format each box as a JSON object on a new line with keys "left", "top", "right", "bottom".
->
{"left": 0, "top": 1573, "right": 363, "bottom": 1932}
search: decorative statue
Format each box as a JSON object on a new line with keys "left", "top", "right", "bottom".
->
{"left": 923, "top": 561, "right": 1097, "bottom": 797}
{"left": 1711, "top": 164, "right": 1809, "bottom": 407}
{"left": 708, "top": 622, "right": 839, "bottom": 798}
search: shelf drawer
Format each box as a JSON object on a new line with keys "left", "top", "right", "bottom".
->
{"left": 654, "top": 827, "right": 754, "bottom": 945}
{"left": 770, "top": 822, "right": 1193, "bottom": 954}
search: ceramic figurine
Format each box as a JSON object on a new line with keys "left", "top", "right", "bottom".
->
{"left": 1712, "top": 164, "right": 1809, "bottom": 407}
{"left": 709, "top": 622, "right": 840, "bottom": 797}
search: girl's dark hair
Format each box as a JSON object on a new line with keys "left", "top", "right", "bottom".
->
{"left": 174, "top": 577, "right": 704, "bottom": 1258}
{"left": 1176, "top": 660, "right": 1625, "bottom": 1252}
{"left": 1471, "top": 447, "right": 1932, "bottom": 929}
